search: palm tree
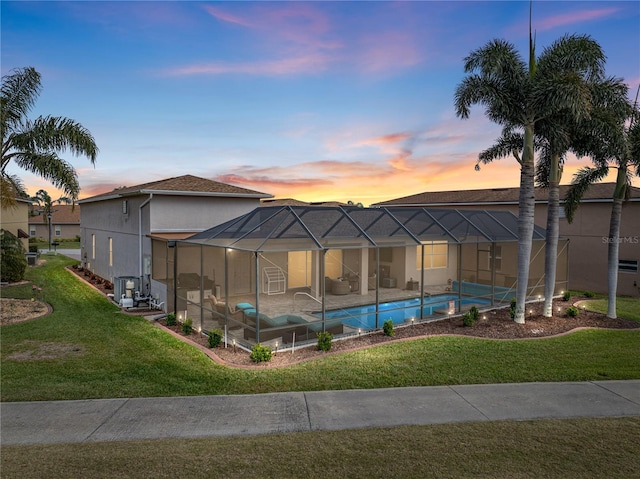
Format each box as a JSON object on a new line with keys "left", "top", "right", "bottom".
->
{"left": 1, "top": 67, "right": 98, "bottom": 208}
{"left": 536, "top": 77, "right": 630, "bottom": 317}
{"left": 564, "top": 86, "right": 638, "bottom": 318}
{"left": 31, "top": 189, "right": 56, "bottom": 250}
{"left": 454, "top": 28, "right": 603, "bottom": 323}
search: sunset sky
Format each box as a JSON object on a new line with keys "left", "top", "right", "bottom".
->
{"left": 2, "top": 1, "right": 639, "bottom": 205}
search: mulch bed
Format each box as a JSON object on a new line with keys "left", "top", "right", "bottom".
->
{"left": 154, "top": 297, "right": 639, "bottom": 369}
{"left": 64, "top": 266, "right": 639, "bottom": 369}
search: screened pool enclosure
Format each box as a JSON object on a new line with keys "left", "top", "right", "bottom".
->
{"left": 154, "top": 206, "right": 568, "bottom": 349}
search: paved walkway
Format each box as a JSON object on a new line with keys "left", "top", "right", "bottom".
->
{"left": 2, "top": 381, "right": 639, "bottom": 445}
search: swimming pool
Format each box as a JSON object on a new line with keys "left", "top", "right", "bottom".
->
{"left": 313, "top": 294, "right": 491, "bottom": 330}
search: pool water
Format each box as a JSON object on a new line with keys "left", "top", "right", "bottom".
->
{"left": 313, "top": 294, "right": 491, "bottom": 330}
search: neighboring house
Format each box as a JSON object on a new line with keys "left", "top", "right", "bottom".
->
{"left": 29, "top": 204, "right": 81, "bottom": 243}
{"left": 0, "top": 198, "right": 31, "bottom": 251}
{"left": 78, "top": 175, "right": 272, "bottom": 309}
{"left": 375, "top": 182, "right": 640, "bottom": 297}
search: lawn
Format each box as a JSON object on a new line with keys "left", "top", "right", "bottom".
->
{"left": 1, "top": 255, "right": 639, "bottom": 401}
{"left": 2, "top": 257, "right": 639, "bottom": 478}
{"left": 2, "top": 417, "right": 639, "bottom": 479}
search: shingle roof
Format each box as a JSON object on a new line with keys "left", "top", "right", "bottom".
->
{"left": 79, "top": 175, "right": 272, "bottom": 203}
{"left": 29, "top": 205, "right": 80, "bottom": 224}
{"left": 260, "top": 198, "right": 347, "bottom": 207}
{"left": 375, "top": 182, "right": 640, "bottom": 206}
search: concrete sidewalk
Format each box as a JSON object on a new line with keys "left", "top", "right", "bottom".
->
{"left": 2, "top": 380, "right": 639, "bottom": 445}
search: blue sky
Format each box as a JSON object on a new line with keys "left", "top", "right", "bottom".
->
{"left": 2, "top": 0, "right": 639, "bottom": 205}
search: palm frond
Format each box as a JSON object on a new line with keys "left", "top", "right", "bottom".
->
{"left": 27, "top": 116, "right": 98, "bottom": 163}
{"left": 1, "top": 67, "right": 41, "bottom": 132}
{"left": 13, "top": 152, "right": 80, "bottom": 200}
{"left": 563, "top": 166, "right": 609, "bottom": 222}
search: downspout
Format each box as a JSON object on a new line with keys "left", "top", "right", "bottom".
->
{"left": 139, "top": 194, "right": 152, "bottom": 292}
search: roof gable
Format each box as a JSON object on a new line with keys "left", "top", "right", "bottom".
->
{"left": 79, "top": 175, "right": 272, "bottom": 203}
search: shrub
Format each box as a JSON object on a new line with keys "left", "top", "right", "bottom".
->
{"left": 165, "top": 313, "right": 177, "bottom": 326}
{"left": 584, "top": 291, "right": 596, "bottom": 298}
{"left": 250, "top": 343, "right": 273, "bottom": 363}
{"left": 462, "top": 311, "right": 476, "bottom": 327}
{"left": 565, "top": 306, "right": 579, "bottom": 317}
{"left": 383, "top": 319, "right": 395, "bottom": 337}
{"left": 208, "top": 328, "right": 223, "bottom": 348}
{"left": 469, "top": 306, "right": 480, "bottom": 321}
{"left": 317, "top": 331, "right": 333, "bottom": 351}
{"left": 182, "top": 318, "right": 193, "bottom": 335}
{"left": 28, "top": 245, "right": 38, "bottom": 253}
{"left": 562, "top": 290, "right": 571, "bottom": 301}
{"left": 0, "top": 230, "right": 27, "bottom": 283}
{"left": 509, "top": 298, "right": 517, "bottom": 320}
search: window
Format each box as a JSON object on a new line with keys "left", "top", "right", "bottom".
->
{"left": 417, "top": 241, "right": 448, "bottom": 269}
{"left": 29, "top": 227, "right": 36, "bottom": 237}
{"left": 109, "top": 237, "right": 113, "bottom": 267}
{"left": 92, "top": 234, "right": 96, "bottom": 259}
{"left": 55, "top": 225, "right": 61, "bottom": 237}
{"left": 619, "top": 259, "right": 638, "bottom": 274}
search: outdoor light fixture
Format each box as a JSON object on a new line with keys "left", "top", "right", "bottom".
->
{"left": 358, "top": 328, "right": 361, "bottom": 336}
{"left": 410, "top": 317, "right": 415, "bottom": 326}
{"left": 275, "top": 341, "right": 278, "bottom": 354}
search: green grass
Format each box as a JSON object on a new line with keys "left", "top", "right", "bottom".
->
{"left": 2, "top": 260, "right": 639, "bottom": 478}
{"left": 2, "top": 417, "right": 639, "bottom": 479}
{"left": 2, "top": 256, "right": 639, "bottom": 401}
{"left": 581, "top": 296, "right": 640, "bottom": 321}
{"left": 29, "top": 240, "right": 80, "bottom": 250}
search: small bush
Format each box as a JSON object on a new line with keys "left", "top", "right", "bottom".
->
{"left": 250, "top": 343, "right": 273, "bottom": 362}
{"left": 462, "top": 311, "right": 476, "bottom": 327}
{"left": 165, "top": 312, "right": 177, "bottom": 326}
{"left": 584, "top": 291, "right": 596, "bottom": 298}
{"left": 208, "top": 328, "right": 223, "bottom": 348}
{"left": 469, "top": 306, "right": 479, "bottom": 321}
{"left": 562, "top": 290, "right": 571, "bottom": 301}
{"left": 0, "top": 230, "right": 27, "bottom": 283}
{"left": 383, "top": 319, "right": 395, "bottom": 337}
{"left": 565, "top": 306, "right": 579, "bottom": 317}
{"left": 182, "top": 318, "right": 193, "bottom": 335}
{"left": 509, "top": 298, "right": 517, "bottom": 320}
{"left": 317, "top": 331, "right": 333, "bottom": 351}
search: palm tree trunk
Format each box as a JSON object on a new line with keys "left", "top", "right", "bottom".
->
{"left": 543, "top": 154, "right": 561, "bottom": 317}
{"left": 606, "top": 168, "right": 626, "bottom": 319}
{"left": 515, "top": 124, "right": 536, "bottom": 324}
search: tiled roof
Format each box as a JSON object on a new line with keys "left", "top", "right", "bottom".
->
{"left": 80, "top": 175, "right": 272, "bottom": 203}
{"left": 376, "top": 182, "right": 640, "bottom": 206}
{"left": 29, "top": 205, "right": 80, "bottom": 224}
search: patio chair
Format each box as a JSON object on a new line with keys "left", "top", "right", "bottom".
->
{"left": 208, "top": 295, "right": 244, "bottom": 323}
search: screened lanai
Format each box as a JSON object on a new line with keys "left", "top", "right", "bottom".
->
{"left": 158, "top": 206, "right": 568, "bottom": 349}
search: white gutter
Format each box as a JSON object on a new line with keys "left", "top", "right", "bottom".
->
{"left": 139, "top": 194, "right": 152, "bottom": 279}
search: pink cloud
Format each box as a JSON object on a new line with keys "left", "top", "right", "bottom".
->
{"left": 203, "top": 5, "right": 253, "bottom": 28}
{"left": 164, "top": 52, "right": 331, "bottom": 76}
{"left": 356, "top": 31, "right": 423, "bottom": 73}
{"left": 536, "top": 8, "right": 620, "bottom": 32}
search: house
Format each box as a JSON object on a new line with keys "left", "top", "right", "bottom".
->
{"left": 78, "top": 175, "right": 272, "bottom": 309}
{"left": 374, "top": 183, "right": 640, "bottom": 297}
{"left": 29, "top": 204, "right": 81, "bottom": 244}
{"left": 168, "top": 205, "right": 567, "bottom": 349}
{"left": 0, "top": 198, "right": 31, "bottom": 251}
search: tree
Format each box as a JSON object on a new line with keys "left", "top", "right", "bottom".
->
{"left": 1, "top": 67, "right": 98, "bottom": 208}
{"left": 564, "top": 87, "right": 638, "bottom": 318}
{"left": 536, "top": 77, "right": 630, "bottom": 317}
{"left": 454, "top": 27, "right": 602, "bottom": 323}
{"left": 31, "top": 189, "right": 56, "bottom": 249}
